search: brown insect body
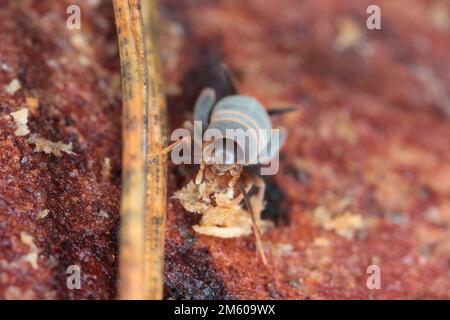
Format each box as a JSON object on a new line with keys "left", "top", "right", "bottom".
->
{"left": 162, "top": 66, "right": 292, "bottom": 266}
{"left": 186, "top": 92, "right": 273, "bottom": 265}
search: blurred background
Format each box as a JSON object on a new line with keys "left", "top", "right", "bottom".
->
{"left": 160, "top": 0, "right": 450, "bottom": 299}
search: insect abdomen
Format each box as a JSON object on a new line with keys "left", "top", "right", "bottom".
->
{"left": 208, "top": 95, "right": 271, "bottom": 133}
{"left": 207, "top": 95, "right": 272, "bottom": 165}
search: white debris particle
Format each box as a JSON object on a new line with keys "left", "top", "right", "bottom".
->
{"left": 20, "top": 231, "right": 34, "bottom": 246}
{"left": 37, "top": 209, "right": 49, "bottom": 219}
{"left": 193, "top": 225, "right": 248, "bottom": 238}
{"left": 174, "top": 181, "right": 210, "bottom": 214}
{"left": 78, "top": 55, "right": 91, "bottom": 66}
{"left": 5, "top": 78, "right": 21, "bottom": 95}
{"left": 10, "top": 108, "right": 30, "bottom": 136}
{"left": 1, "top": 63, "right": 12, "bottom": 72}
{"left": 314, "top": 237, "right": 331, "bottom": 247}
{"left": 71, "top": 34, "right": 89, "bottom": 51}
{"left": 27, "top": 134, "right": 76, "bottom": 157}
{"left": 46, "top": 59, "right": 59, "bottom": 69}
{"left": 101, "top": 157, "right": 112, "bottom": 179}
{"left": 69, "top": 170, "right": 78, "bottom": 177}
{"left": 334, "top": 18, "right": 363, "bottom": 52}
{"left": 312, "top": 206, "right": 365, "bottom": 240}
{"left": 175, "top": 180, "right": 272, "bottom": 238}
{"left": 20, "top": 232, "right": 39, "bottom": 270}
{"left": 97, "top": 210, "right": 110, "bottom": 218}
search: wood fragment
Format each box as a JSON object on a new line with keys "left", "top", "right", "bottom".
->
{"left": 10, "top": 108, "right": 30, "bottom": 136}
{"left": 142, "top": 0, "right": 168, "bottom": 300}
{"left": 114, "top": 0, "right": 167, "bottom": 300}
{"left": 5, "top": 79, "right": 21, "bottom": 95}
{"left": 114, "top": 0, "right": 147, "bottom": 300}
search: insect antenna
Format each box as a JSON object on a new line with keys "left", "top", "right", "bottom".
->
{"left": 237, "top": 177, "right": 268, "bottom": 265}
{"left": 149, "top": 136, "right": 190, "bottom": 159}
{"left": 267, "top": 107, "right": 297, "bottom": 116}
{"left": 219, "top": 63, "right": 239, "bottom": 95}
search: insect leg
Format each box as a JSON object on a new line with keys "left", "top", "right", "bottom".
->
{"left": 252, "top": 175, "right": 266, "bottom": 222}
{"left": 231, "top": 176, "right": 252, "bottom": 206}
{"left": 194, "top": 163, "right": 205, "bottom": 185}
{"left": 233, "top": 175, "right": 265, "bottom": 231}
{"left": 237, "top": 177, "right": 268, "bottom": 265}
{"left": 220, "top": 63, "right": 239, "bottom": 95}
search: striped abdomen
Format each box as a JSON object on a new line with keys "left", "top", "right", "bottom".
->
{"left": 207, "top": 95, "right": 274, "bottom": 165}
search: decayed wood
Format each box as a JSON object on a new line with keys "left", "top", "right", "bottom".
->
{"left": 113, "top": 0, "right": 167, "bottom": 300}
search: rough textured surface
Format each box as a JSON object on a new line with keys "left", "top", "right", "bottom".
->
{"left": 1, "top": 0, "right": 450, "bottom": 300}
{"left": 0, "top": 0, "right": 121, "bottom": 299}
{"left": 161, "top": 0, "right": 450, "bottom": 299}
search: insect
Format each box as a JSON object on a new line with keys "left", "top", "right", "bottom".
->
{"left": 159, "top": 65, "right": 293, "bottom": 265}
